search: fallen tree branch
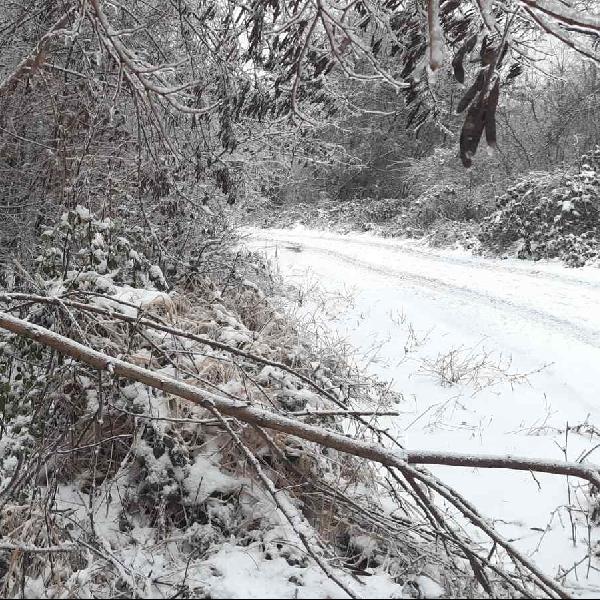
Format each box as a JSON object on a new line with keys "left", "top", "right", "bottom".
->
{"left": 1, "top": 311, "right": 599, "bottom": 489}
{"left": 0, "top": 292, "right": 406, "bottom": 450}
{"left": 0, "top": 311, "right": 412, "bottom": 465}
{"left": 291, "top": 409, "right": 405, "bottom": 417}
{"left": 0, "top": 312, "right": 587, "bottom": 598}
{"left": 0, "top": 292, "right": 346, "bottom": 407}
{"left": 407, "top": 449, "right": 600, "bottom": 486}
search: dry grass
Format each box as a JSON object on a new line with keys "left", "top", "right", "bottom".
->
{"left": 418, "top": 345, "right": 548, "bottom": 391}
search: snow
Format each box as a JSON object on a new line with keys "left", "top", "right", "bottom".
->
{"left": 245, "top": 226, "right": 600, "bottom": 595}
{"left": 75, "top": 205, "right": 92, "bottom": 222}
{"left": 184, "top": 455, "right": 243, "bottom": 501}
{"left": 427, "top": 0, "right": 443, "bottom": 72}
{"left": 90, "top": 284, "right": 174, "bottom": 317}
{"left": 46, "top": 474, "right": 404, "bottom": 599}
{"left": 189, "top": 542, "right": 403, "bottom": 599}
{"left": 218, "top": 326, "right": 252, "bottom": 346}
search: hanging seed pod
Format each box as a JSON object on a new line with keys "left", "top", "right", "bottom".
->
{"left": 407, "top": 102, "right": 423, "bottom": 127}
{"left": 497, "top": 41, "right": 509, "bottom": 69}
{"left": 457, "top": 68, "right": 485, "bottom": 113}
{"left": 480, "top": 42, "right": 497, "bottom": 66}
{"left": 479, "top": 35, "right": 488, "bottom": 63}
{"left": 485, "top": 77, "right": 500, "bottom": 149}
{"left": 441, "top": 0, "right": 461, "bottom": 17}
{"left": 452, "top": 34, "right": 477, "bottom": 83}
{"left": 506, "top": 62, "right": 523, "bottom": 81}
{"left": 460, "top": 93, "right": 486, "bottom": 167}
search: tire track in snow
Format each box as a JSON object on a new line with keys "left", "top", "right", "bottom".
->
{"left": 249, "top": 234, "right": 600, "bottom": 349}
{"left": 248, "top": 228, "right": 600, "bottom": 291}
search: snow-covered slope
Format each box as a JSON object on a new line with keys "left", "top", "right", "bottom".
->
{"left": 245, "top": 226, "right": 600, "bottom": 596}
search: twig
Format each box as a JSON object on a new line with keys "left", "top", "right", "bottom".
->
{"left": 0, "top": 542, "right": 78, "bottom": 553}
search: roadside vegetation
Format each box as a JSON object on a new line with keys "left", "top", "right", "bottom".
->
{"left": 1, "top": 1, "right": 600, "bottom": 598}
{"left": 248, "top": 55, "right": 600, "bottom": 267}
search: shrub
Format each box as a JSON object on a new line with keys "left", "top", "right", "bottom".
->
{"left": 36, "top": 205, "right": 168, "bottom": 291}
{"left": 479, "top": 147, "right": 600, "bottom": 266}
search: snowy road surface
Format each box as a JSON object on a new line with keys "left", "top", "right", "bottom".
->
{"left": 244, "top": 226, "right": 600, "bottom": 596}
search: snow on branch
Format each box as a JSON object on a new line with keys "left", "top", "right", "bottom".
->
{"left": 0, "top": 9, "right": 77, "bottom": 98}
{"left": 86, "top": 0, "right": 221, "bottom": 115}
{"left": 519, "top": 0, "right": 600, "bottom": 34}
{"left": 427, "top": 0, "right": 444, "bottom": 71}
{"left": 0, "top": 310, "right": 411, "bottom": 471}
{"left": 0, "top": 542, "right": 78, "bottom": 553}
{"left": 522, "top": 4, "right": 600, "bottom": 63}
{"left": 1, "top": 309, "right": 600, "bottom": 490}
{"left": 476, "top": 0, "right": 499, "bottom": 33}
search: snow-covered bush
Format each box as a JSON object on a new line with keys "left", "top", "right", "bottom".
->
{"left": 37, "top": 205, "right": 168, "bottom": 291}
{"left": 479, "top": 147, "right": 600, "bottom": 266}
{"left": 2, "top": 216, "right": 448, "bottom": 598}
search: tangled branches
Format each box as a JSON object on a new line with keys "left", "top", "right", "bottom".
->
{"left": 0, "top": 288, "right": 594, "bottom": 597}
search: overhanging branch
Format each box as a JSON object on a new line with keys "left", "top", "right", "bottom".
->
{"left": 0, "top": 9, "right": 77, "bottom": 98}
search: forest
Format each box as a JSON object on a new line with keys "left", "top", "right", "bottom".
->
{"left": 1, "top": 1, "right": 600, "bottom": 598}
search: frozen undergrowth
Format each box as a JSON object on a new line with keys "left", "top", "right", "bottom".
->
{"left": 0, "top": 208, "right": 474, "bottom": 599}
{"left": 0, "top": 282, "right": 417, "bottom": 599}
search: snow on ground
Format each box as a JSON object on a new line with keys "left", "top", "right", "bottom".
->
{"left": 244, "top": 226, "right": 600, "bottom": 596}
{"left": 50, "top": 483, "right": 402, "bottom": 600}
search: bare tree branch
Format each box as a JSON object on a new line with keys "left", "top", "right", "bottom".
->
{"left": 0, "top": 8, "right": 77, "bottom": 98}
{"left": 1, "top": 310, "right": 599, "bottom": 491}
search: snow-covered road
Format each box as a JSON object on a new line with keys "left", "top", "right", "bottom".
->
{"left": 245, "top": 226, "right": 600, "bottom": 596}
